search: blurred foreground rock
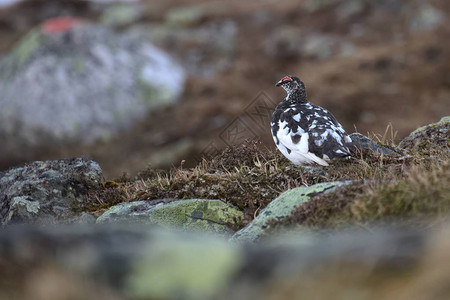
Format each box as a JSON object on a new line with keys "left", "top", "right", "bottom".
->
{"left": 1, "top": 223, "right": 450, "bottom": 300}
{"left": 0, "top": 17, "right": 185, "bottom": 148}
{"left": 0, "top": 158, "right": 102, "bottom": 226}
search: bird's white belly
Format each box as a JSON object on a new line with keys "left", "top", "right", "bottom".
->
{"left": 273, "top": 131, "right": 329, "bottom": 166}
{"left": 278, "top": 146, "right": 313, "bottom": 165}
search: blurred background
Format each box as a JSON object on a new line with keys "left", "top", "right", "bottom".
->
{"left": 0, "top": 0, "right": 449, "bottom": 178}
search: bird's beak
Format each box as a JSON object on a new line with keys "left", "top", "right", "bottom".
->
{"left": 275, "top": 80, "right": 282, "bottom": 87}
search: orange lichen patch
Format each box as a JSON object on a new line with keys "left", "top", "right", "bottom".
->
{"left": 42, "top": 17, "right": 82, "bottom": 33}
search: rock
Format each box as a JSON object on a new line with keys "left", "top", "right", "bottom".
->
{"left": 65, "top": 212, "right": 97, "bottom": 225}
{"left": 265, "top": 28, "right": 357, "bottom": 61}
{"left": 165, "top": 2, "right": 228, "bottom": 27}
{"left": 0, "top": 18, "right": 185, "bottom": 147}
{"left": 408, "top": 4, "right": 445, "bottom": 32}
{"left": 165, "top": 5, "right": 205, "bottom": 27}
{"left": 301, "top": 34, "right": 357, "bottom": 60}
{"left": 227, "top": 226, "right": 432, "bottom": 300}
{"left": 398, "top": 116, "right": 449, "bottom": 152}
{"left": 348, "top": 132, "right": 400, "bottom": 155}
{"left": 303, "top": 0, "right": 341, "bottom": 12}
{"left": 0, "top": 158, "right": 102, "bottom": 226}
{"left": 0, "top": 225, "right": 240, "bottom": 300}
{"left": 230, "top": 181, "right": 353, "bottom": 243}
{"left": 129, "top": 229, "right": 239, "bottom": 300}
{"left": 264, "top": 26, "right": 303, "bottom": 59}
{"left": 97, "top": 199, "right": 243, "bottom": 235}
{"left": 100, "top": 3, "right": 144, "bottom": 27}
{"left": 1, "top": 223, "right": 449, "bottom": 299}
{"left": 336, "top": 0, "right": 365, "bottom": 21}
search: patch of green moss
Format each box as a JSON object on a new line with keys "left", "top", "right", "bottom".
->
{"left": 399, "top": 117, "right": 449, "bottom": 152}
{"left": 138, "top": 77, "right": 172, "bottom": 106}
{"left": 72, "top": 58, "right": 86, "bottom": 73}
{"left": 13, "top": 29, "right": 43, "bottom": 64}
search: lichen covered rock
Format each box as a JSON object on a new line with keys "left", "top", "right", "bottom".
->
{"left": 0, "top": 18, "right": 185, "bottom": 146}
{"left": 398, "top": 116, "right": 449, "bottom": 152}
{"left": 97, "top": 199, "right": 243, "bottom": 235}
{"left": 0, "top": 158, "right": 102, "bottom": 226}
{"left": 231, "top": 181, "right": 353, "bottom": 243}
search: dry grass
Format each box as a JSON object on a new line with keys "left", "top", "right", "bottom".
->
{"left": 268, "top": 148, "right": 449, "bottom": 232}
{"left": 81, "top": 119, "right": 449, "bottom": 231}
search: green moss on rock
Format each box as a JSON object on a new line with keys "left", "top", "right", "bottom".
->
{"left": 97, "top": 199, "right": 243, "bottom": 234}
{"left": 230, "top": 181, "right": 353, "bottom": 243}
{"left": 399, "top": 116, "right": 449, "bottom": 151}
{"left": 13, "top": 29, "right": 43, "bottom": 64}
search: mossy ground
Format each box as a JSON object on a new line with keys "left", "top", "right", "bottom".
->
{"left": 81, "top": 129, "right": 449, "bottom": 231}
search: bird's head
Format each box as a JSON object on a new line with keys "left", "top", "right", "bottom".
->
{"left": 275, "top": 75, "right": 307, "bottom": 100}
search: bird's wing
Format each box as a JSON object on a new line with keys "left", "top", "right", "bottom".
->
{"left": 308, "top": 126, "right": 352, "bottom": 159}
{"left": 321, "top": 111, "right": 352, "bottom": 144}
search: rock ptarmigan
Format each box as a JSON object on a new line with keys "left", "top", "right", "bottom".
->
{"left": 271, "top": 75, "right": 352, "bottom": 166}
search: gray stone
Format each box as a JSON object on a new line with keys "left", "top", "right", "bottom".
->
{"left": 230, "top": 181, "right": 353, "bottom": 243}
{"left": 264, "top": 26, "right": 303, "bottom": 59}
{"left": 303, "top": 0, "right": 340, "bottom": 12}
{"left": 97, "top": 198, "right": 243, "bottom": 235}
{"left": 336, "top": 0, "right": 365, "bottom": 21}
{"left": 348, "top": 133, "right": 400, "bottom": 155}
{"left": 0, "top": 19, "right": 185, "bottom": 147}
{"left": 398, "top": 116, "right": 450, "bottom": 152}
{"left": 100, "top": 3, "right": 144, "bottom": 27}
{"left": 0, "top": 158, "right": 102, "bottom": 226}
{"left": 265, "top": 29, "right": 357, "bottom": 61}
{"left": 65, "top": 212, "right": 97, "bottom": 225}
{"left": 165, "top": 5, "right": 205, "bottom": 27}
{"left": 165, "top": 2, "right": 228, "bottom": 27}
{"left": 129, "top": 229, "right": 240, "bottom": 300}
{"left": 8, "top": 196, "right": 41, "bottom": 220}
{"left": 408, "top": 116, "right": 449, "bottom": 137}
{"left": 408, "top": 4, "right": 445, "bottom": 32}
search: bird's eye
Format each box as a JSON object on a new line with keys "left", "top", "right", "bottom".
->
{"left": 282, "top": 77, "right": 292, "bottom": 83}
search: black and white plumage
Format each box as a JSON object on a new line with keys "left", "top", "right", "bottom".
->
{"left": 271, "top": 75, "right": 352, "bottom": 166}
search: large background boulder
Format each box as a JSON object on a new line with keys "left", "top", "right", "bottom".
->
{"left": 0, "top": 17, "right": 185, "bottom": 147}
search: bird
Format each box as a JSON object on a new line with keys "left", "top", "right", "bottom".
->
{"left": 271, "top": 75, "right": 352, "bottom": 166}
